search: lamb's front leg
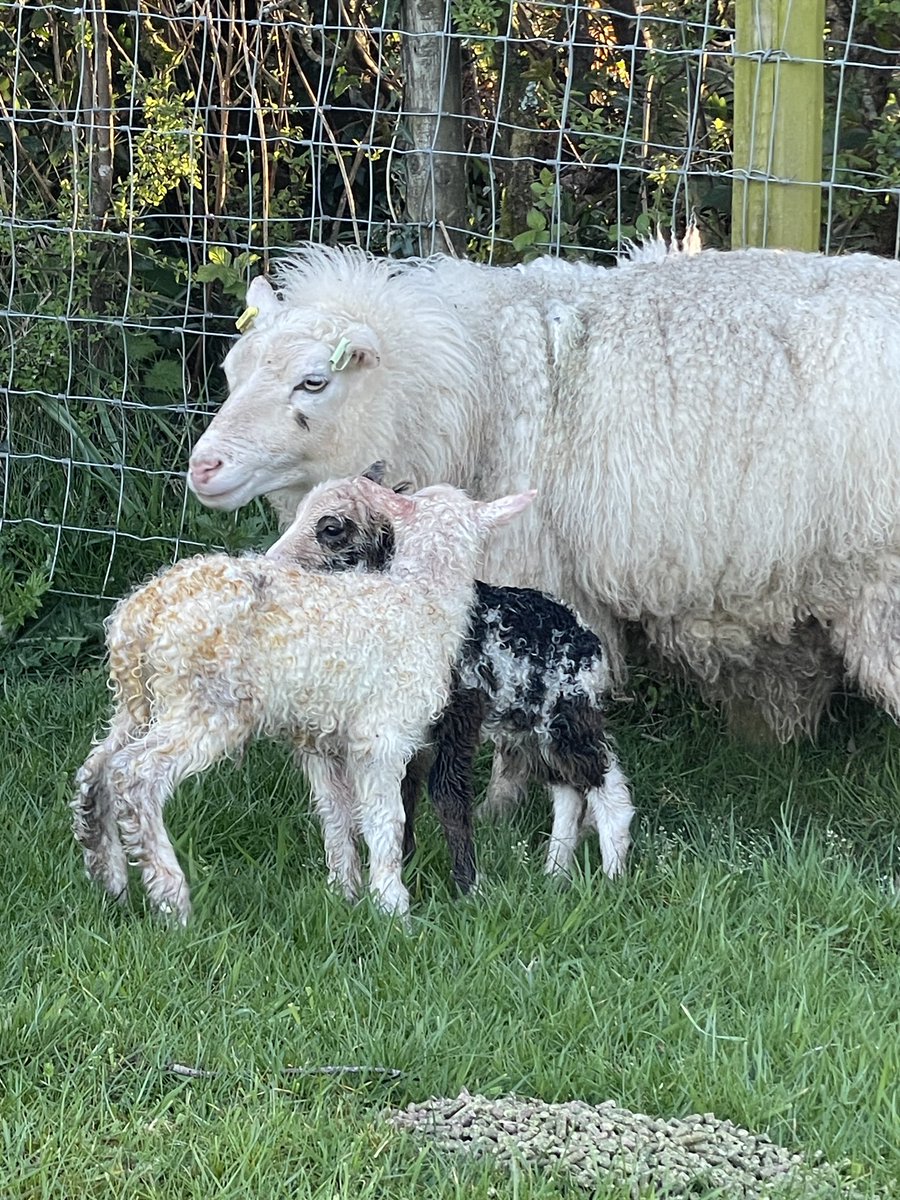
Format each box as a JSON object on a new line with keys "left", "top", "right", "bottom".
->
{"left": 400, "top": 749, "right": 431, "bottom": 866}
{"left": 544, "top": 784, "right": 586, "bottom": 878}
{"left": 428, "top": 687, "right": 486, "bottom": 894}
{"left": 348, "top": 756, "right": 409, "bottom": 916}
{"left": 300, "top": 752, "right": 363, "bottom": 903}
{"left": 586, "top": 757, "right": 634, "bottom": 879}
{"left": 479, "top": 741, "right": 530, "bottom": 820}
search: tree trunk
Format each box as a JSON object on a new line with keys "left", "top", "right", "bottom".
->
{"left": 400, "top": 0, "right": 467, "bottom": 255}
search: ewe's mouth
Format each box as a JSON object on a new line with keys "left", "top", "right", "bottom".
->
{"left": 187, "top": 474, "right": 259, "bottom": 511}
{"left": 188, "top": 463, "right": 308, "bottom": 511}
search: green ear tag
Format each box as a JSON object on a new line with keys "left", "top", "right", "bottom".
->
{"left": 329, "top": 336, "right": 353, "bottom": 372}
{"left": 235, "top": 305, "right": 259, "bottom": 334}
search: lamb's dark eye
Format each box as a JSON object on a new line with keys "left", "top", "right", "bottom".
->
{"left": 315, "top": 515, "right": 348, "bottom": 543}
{"left": 295, "top": 375, "right": 328, "bottom": 394}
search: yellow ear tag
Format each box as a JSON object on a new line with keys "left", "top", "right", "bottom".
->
{"left": 329, "top": 336, "right": 353, "bottom": 372}
{"left": 235, "top": 305, "right": 259, "bottom": 334}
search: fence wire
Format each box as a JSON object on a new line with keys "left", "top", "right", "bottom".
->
{"left": 0, "top": 1, "right": 898, "bottom": 637}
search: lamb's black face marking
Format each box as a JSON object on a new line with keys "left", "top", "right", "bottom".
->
{"left": 314, "top": 511, "right": 396, "bottom": 573}
{"left": 315, "top": 513, "right": 352, "bottom": 545}
{"left": 294, "top": 410, "right": 310, "bottom": 431}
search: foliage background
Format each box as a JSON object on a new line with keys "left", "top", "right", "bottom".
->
{"left": 0, "top": 0, "right": 898, "bottom": 665}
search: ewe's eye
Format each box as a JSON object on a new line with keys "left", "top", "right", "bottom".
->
{"left": 295, "top": 375, "right": 329, "bottom": 394}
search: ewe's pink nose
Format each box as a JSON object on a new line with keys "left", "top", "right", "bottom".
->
{"left": 190, "top": 457, "right": 223, "bottom": 489}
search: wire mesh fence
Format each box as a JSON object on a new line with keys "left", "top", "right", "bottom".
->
{"left": 1, "top": 1, "right": 898, "bottom": 658}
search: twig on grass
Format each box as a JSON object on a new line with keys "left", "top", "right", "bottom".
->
{"left": 165, "top": 1061, "right": 404, "bottom": 1080}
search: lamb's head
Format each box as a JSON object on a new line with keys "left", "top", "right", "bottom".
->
{"left": 267, "top": 465, "right": 535, "bottom": 573}
{"left": 266, "top": 463, "right": 400, "bottom": 572}
{"left": 188, "top": 275, "right": 384, "bottom": 511}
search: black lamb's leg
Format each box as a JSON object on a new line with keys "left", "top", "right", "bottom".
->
{"left": 427, "top": 686, "right": 487, "bottom": 894}
{"left": 401, "top": 748, "right": 430, "bottom": 865}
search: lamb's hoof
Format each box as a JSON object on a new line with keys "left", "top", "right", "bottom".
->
{"left": 451, "top": 868, "right": 482, "bottom": 899}
{"left": 543, "top": 863, "right": 574, "bottom": 890}
{"left": 155, "top": 897, "right": 191, "bottom": 927}
{"left": 475, "top": 797, "right": 517, "bottom": 823}
{"left": 328, "top": 875, "right": 362, "bottom": 905}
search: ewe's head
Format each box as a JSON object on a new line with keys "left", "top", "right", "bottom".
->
{"left": 267, "top": 464, "right": 535, "bottom": 571}
{"left": 188, "top": 274, "right": 383, "bottom": 511}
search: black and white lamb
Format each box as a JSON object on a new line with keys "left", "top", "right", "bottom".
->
{"left": 267, "top": 469, "right": 634, "bottom": 892}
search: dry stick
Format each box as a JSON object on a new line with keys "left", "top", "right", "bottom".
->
{"left": 332, "top": 0, "right": 403, "bottom": 240}
{"left": 0, "top": 96, "right": 57, "bottom": 208}
{"left": 195, "top": 0, "right": 238, "bottom": 223}
{"left": 167, "top": 1061, "right": 404, "bottom": 1079}
{"left": 339, "top": 0, "right": 403, "bottom": 93}
{"left": 89, "top": 0, "right": 115, "bottom": 227}
{"left": 238, "top": 0, "right": 272, "bottom": 253}
{"left": 330, "top": 145, "right": 368, "bottom": 242}
{"left": 284, "top": 39, "right": 362, "bottom": 245}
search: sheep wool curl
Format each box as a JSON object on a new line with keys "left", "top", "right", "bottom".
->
{"left": 188, "top": 238, "right": 900, "bottom": 745}
{"left": 268, "top": 467, "right": 634, "bottom": 892}
{"left": 72, "top": 477, "right": 534, "bottom": 924}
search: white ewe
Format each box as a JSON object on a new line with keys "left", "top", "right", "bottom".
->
{"left": 188, "top": 242, "right": 900, "bottom": 745}
{"left": 268, "top": 466, "right": 634, "bottom": 887}
{"left": 72, "top": 476, "right": 533, "bottom": 923}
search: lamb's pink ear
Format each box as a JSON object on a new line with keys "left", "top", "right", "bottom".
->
{"left": 477, "top": 489, "right": 537, "bottom": 530}
{"left": 357, "top": 475, "right": 416, "bottom": 517}
{"left": 245, "top": 275, "right": 281, "bottom": 317}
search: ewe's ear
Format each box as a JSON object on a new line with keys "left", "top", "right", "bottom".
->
{"left": 245, "top": 275, "right": 281, "bottom": 317}
{"left": 340, "top": 323, "right": 381, "bottom": 370}
{"left": 477, "top": 489, "right": 537, "bottom": 530}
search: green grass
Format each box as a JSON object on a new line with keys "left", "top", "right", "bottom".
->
{"left": 0, "top": 665, "right": 898, "bottom": 1198}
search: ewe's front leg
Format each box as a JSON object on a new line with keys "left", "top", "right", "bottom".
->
{"left": 348, "top": 757, "right": 409, "bottom": 916}
{"left": 72, "top": 708, "right": 139, "bottom": 902}
{"left": 301, "top": 752, "right": 363, "bottom": 903}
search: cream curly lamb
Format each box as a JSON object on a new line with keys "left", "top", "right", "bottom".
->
{"left": 188, "top": 241, "right": 900, "bottom": 748}
{"left": 72, "top": 477, "right": 533, "bottom": 923}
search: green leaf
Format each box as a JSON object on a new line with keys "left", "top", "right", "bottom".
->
{"left": 635, "top": 212, "right": 653, "bottom": 236}
{"left": 124, "top": 332, "right": 161, "bottom": 363}
{"left": 142, "top": 359, "right": 184, "bottom": 397}
{"left": 511, "top": 230, "right": 538, "bottom": 251}
{"left": 525, "top": 208, "right": 547, "bottom": 231}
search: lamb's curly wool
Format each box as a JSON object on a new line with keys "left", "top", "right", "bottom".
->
{"left": 188, "top": 239, "right": 900, "bottom": 743}
{"left": 72, "top": 478, "right": 532, "bottom": 923}
{"left": 268, "top": 477, "right": 633, "bottom": 890}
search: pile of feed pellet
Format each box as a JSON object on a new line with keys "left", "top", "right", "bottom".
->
{"left": 388, "top": 1091, "right": 858, "bottom": 1197}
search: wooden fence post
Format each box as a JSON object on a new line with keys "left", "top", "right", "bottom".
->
{"left": 400, "top": 0, "right": 467, "bottom": 256}
{"left": 731, "top": 0, "right": 825, "bottom": 250}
